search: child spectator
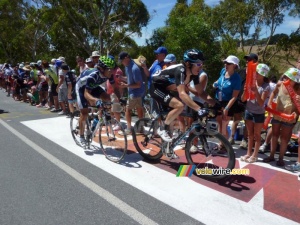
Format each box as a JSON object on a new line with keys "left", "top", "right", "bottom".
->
{"left": 263, "top": 68, "right": 300, "bottom": 166}
{"left": 240, "top": 64, "right": 270, "bottom": 163}
{"left": 27, "top": 85, "right": 39, "bottom": 106}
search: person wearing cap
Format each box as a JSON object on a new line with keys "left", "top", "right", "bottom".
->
{"left": 212, "top": 55, "right": 242, "bottom": 151}
{"left": 240, "top": 64, "right": 270, "bottom": 163}
{"left": 75, "top": 56, "right": 118, "bottom": 144}
{"left": 162, "top": 53, "right": 176, "bottom": 69}
{"left": 91, "top": 51, "right": 100, "bottom": 65}
{"left": 119, "top": 51, "right": 145, "bottom": 135}
{"left": 85, "top": 57, "right": 95, "bottom": 69}
{"left": 150, "top": 49, "right": 216, "bottom": 146}
{"left": 148, "top": 46, "right": 168, "bottom": 116}
{"left": 263, "top": 68, "right": 300, "bottom": 167}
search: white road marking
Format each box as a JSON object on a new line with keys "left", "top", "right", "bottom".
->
{"left": 18, "top": 117, "right": 299, "bottom": 225}
{"left": 0, "top": 119, "right": 158, "bottom": 225}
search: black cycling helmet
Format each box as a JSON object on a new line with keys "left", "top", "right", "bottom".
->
{"left": 183, "top": 49, "right": 204, "bottom": 63}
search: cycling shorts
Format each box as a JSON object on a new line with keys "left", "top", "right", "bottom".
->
{"left": 149, "top": 83, "right": 177, "bottom": 107}
{"left": 76, "top": 86, "right": 105, "bottom": 109}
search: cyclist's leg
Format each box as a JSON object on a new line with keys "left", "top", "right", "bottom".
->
{"left": 150, "top": 85, "right": 183, "bottom": 141}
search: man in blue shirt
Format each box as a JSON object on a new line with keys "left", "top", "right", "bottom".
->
{"left": 148, "top": 46, "right": 168, "bottom": 114}
{"left": 119, "top": 52, "right": 145, "bottom": 135}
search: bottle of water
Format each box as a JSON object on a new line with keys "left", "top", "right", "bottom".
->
{"left": 91, "top": 118, "right": 99, "bottom": 131}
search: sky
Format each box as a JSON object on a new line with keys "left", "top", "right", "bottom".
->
{"left": 133, "top": 0, "right": 300, "bottom": 46}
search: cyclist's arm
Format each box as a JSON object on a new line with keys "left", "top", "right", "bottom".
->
{"left": 177, "top": 84, "right": 200, "bottom": 111}
{"left": 84, "top": 88, "right": 98, "bottom": 106}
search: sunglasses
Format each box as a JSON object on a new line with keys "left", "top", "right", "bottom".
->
{"left": 225, "top": 62, "right": 233, "bottom": 65}
{"left": 192, "top": 63, "right": 203, "bottom": 67}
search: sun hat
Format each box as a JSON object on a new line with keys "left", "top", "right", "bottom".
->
{"left": 164, "top": 54, "right": 176, "bottom": 63}
{"left": 133, "top": 55, "right": 146, "bottom": 67}
{"left": 57, "top": 56, "right": 65, "bottom": 62}
{"left": 284, "top": 68, "right": 300, "bottom": 83}
{"left": 223, "top": 55, "right": 240, "bottom": 68}
{"left": 256, "top": 63, "right": 270, "bottom": 77}
{"left": 91, "top": 51, "right": 100, "bottom": 57}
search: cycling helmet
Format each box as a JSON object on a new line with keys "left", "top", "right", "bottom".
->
{"left": 183, "top": 49, "right": 204, "bottom": 63}
{"left": 98, "top": 56, "right": 115, "bottom": 69}
{"left": 284, "top": 68, "right": 300, "bottom": 83}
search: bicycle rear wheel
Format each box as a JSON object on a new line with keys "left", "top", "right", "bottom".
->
{"left": 98, "top": 118, "right": 127, "bottom": 162}
{"left": 132, "top": 118, "right": 163, "bottom": 161}
{"left": 185, "top": 132, "right": 235, "bottom": 181}
{"left": 70, "top": 111, "right": 81, "bottom": 146}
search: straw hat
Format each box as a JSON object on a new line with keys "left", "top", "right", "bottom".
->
{"left": 133, "top": 55, "right": 146, "bottom": 67}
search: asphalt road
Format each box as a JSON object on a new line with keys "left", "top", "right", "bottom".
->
{"left": 0, "top": 91, "right": 201, "bottom": 225}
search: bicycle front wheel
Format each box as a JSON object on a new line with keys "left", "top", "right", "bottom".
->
{"left": 98, "top": 118, "right": 127, "bottom": 163}
{"left": 185, "top": 132, "right": 236, "bottom": 181}
{"left": 132, "top": 118, "right": 163, "bottom": 161}
{"left": 70, "top": 111, "right": 81, "bottom": 146}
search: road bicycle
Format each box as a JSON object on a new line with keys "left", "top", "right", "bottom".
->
{"left": 70, "top": 103, "right": 127, "bottom": 163}
{"left": 132, "top": 102, "right": 236, "bottom": 181}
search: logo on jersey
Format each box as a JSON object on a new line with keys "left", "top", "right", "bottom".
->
{"left": 163, "top": 94, "right": 171, "bottom": 103}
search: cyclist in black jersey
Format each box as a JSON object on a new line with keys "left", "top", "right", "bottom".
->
{"left": 150, "top": 49, "right": 216, "bottom": 142}
{"left": 75, "top": 56, "right": 119, "bottom": 144}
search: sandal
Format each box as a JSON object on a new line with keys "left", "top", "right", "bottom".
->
{"left": 263, "top": 156, "right": 275, "bottom": 163}
{"left": 245, "top": 156, "right": 257, "bottom": 163}
{"left": 240, "top": 155, "right": 250, "bottom": 161}
{"left": 276, "top": 159, "right": 285, "bottom": 167}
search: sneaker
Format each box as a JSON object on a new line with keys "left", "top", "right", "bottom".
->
{"left": 259, "top": 143, "right": 269, "bottom": 153}
{"left": 79, "top": 137, "right": 86, "bottom": 145}
{"left": 118, "top": 129, "right": 131, "bottom": 135}
{"left": 113, "top": 125, "right": 121, "bottom": 131}
{"left": 239, "top": 139, "right": 248, "bottom": 149}
{"left": 58, "top": 111, "right": 66, "bottom": 115}
{"left": 50, "top": 108, "right": 61, "bottom": 112}
{"left": 285, "top": 162, "right": 300, "bottom": 172}
{"left": 157, "top": 128, "right": 172, "bottom": 142}
{"left": 228, "top": 137, "right": 235, "bottom": 145}
{"left": 190, "top": 145, "right": 198, "bottom": 153}
{"left": 36, "top": 104, "right": 43, "bottom": 108}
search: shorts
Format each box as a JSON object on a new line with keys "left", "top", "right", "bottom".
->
{"left": 244, "top": 110, "right": 265, "bottom": 123}
{"left": 149, "top": 83, "right": 175, "bottom": 107}
{"left": 219, "top": 100, "right": 243, "bottom": 117}
{"left": 111, "top": 93, "right": 122, "bottom": 113}
{"left": 76, "top": 86, "right": 105, "bottom": 109}
{"left": 271, "top": 118, "right": 295, "bottom": 127}
{"left": 58, "top": 88, "right": 68, "bottom": 102}
{"left": 126, "top": 96, "right": 143, "bottom": 110}
{"left": 51, "top": 84, "right": 58, "bottom": 96}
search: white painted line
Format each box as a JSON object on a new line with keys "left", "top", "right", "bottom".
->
{"left": 20, "top": 117, "right": 299, "bottom": 225}
{"left": 0, "top": 119, "right": 158, "bottom": 225}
